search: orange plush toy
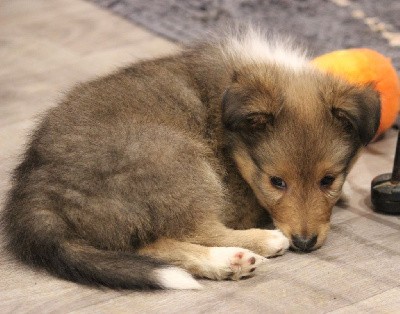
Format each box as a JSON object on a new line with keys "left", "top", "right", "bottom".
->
{"left": 312, "top": 48, "right": 400, "bottom": 138}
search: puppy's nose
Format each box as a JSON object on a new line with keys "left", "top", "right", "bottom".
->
{"left": 291, "top": 234, "right": 317, "bottom": 252}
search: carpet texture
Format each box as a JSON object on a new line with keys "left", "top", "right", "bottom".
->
{"left": 89, "top": 0, "right": 400, "bottom": 71}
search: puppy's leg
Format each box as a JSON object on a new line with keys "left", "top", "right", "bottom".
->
{"left": 125, "top": 126, "right": 288, "bottom": 260}
{"left": 137, "top": 238, "right": 266, "bottom": 281}
{"left": 184, "top": 222, "right": 290, "bottom": 257}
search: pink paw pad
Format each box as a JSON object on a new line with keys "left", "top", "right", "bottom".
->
{"left": 228, "top": 250, "right": 266, "bottom": 280}
{"left": 234, "top": 252, "right": 244, "bottom": 259}
{"left": 209, "top": 247, "right": 266, "bottom": 281}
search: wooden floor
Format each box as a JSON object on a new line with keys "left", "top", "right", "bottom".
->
{"left": 1, "top": 1, "right": 400, "bottom": 313}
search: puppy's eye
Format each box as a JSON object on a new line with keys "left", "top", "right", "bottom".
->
{"left": 320, "top": 175, "right": 335, "bottom": 188}
{"left": 270, "top": 176, "right": 287, "bottom": 189}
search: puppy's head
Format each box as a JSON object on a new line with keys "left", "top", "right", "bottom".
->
{"left": 222, "top": 64, "right": 380, "bottom": 251}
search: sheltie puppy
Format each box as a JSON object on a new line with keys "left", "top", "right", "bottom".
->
{"left": 3, "top": 29, "right": 380, "bottom": 289}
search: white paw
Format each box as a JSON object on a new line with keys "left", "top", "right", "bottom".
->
{"left": 208, "top": 247, "right": 266, "bottom": 280}
{"left": 264, "top": 229, "right": 290, "bottom": 257}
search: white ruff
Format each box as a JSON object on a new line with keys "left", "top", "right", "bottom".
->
{"left": 222, "top": 28, "right": 309, "bottom": 71}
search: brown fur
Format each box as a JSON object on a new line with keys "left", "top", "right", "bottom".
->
{"left": 223, "top": 62, "right": 380, "bottom": 249}
{"left": 2, "top": 33, "right": 380, "bottom": 289}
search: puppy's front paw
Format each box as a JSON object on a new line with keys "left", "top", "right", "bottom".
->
{"left": 264, "top": 229, "right": 290, "bottom": 257}
{"left": 208, "top": 247, "right": 266, "bottom": 280}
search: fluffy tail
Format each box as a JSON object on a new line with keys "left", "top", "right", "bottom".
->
{"left": 7, "top": 234, "right": 201, "bottom": 290}
{"left": 3, "top": 198, "right": 201, "bottom": 290}
{"left": 54, "top": 241, "right": 202, "bottom": 290}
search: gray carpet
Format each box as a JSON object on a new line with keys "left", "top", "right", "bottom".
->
{"left": 89, "top": 0, "right": 400, "bottom": 71}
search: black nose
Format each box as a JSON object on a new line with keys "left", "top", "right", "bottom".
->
{"left": 291, "top": 234, "right": 318, "bottom": 251}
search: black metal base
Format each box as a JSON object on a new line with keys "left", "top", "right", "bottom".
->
{"left": 371, "top": 173, "right": 400, "bottom": 215}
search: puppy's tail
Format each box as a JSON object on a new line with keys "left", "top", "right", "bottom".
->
{"left": 3, "top": 204, "right": 201, "bottom": 290}
{"left": 54, "top": 240, "right": 202, "bottom": 290}
{"left": 9, "top": 236, "right": 201, "bottom": 290}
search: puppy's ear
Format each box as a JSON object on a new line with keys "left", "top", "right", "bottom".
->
{"left": 222, "top": 70, "right": 282, "bottom": 135}
{"left": 331, "top": 84, "right": 381, "bottom": 145}
{"left": 222, "top": 88, "right": 275, "bottom": 132}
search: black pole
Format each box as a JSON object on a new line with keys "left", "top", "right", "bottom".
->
{"left": 391, "top": 130, "right": 400, "bottom": 182}
{"left": 371, "top": 129, "right": 400, "bottom": 214}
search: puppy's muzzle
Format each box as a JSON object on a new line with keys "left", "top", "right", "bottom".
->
{"left": 291, "top": 234, "right": 318, "bottom": 252}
